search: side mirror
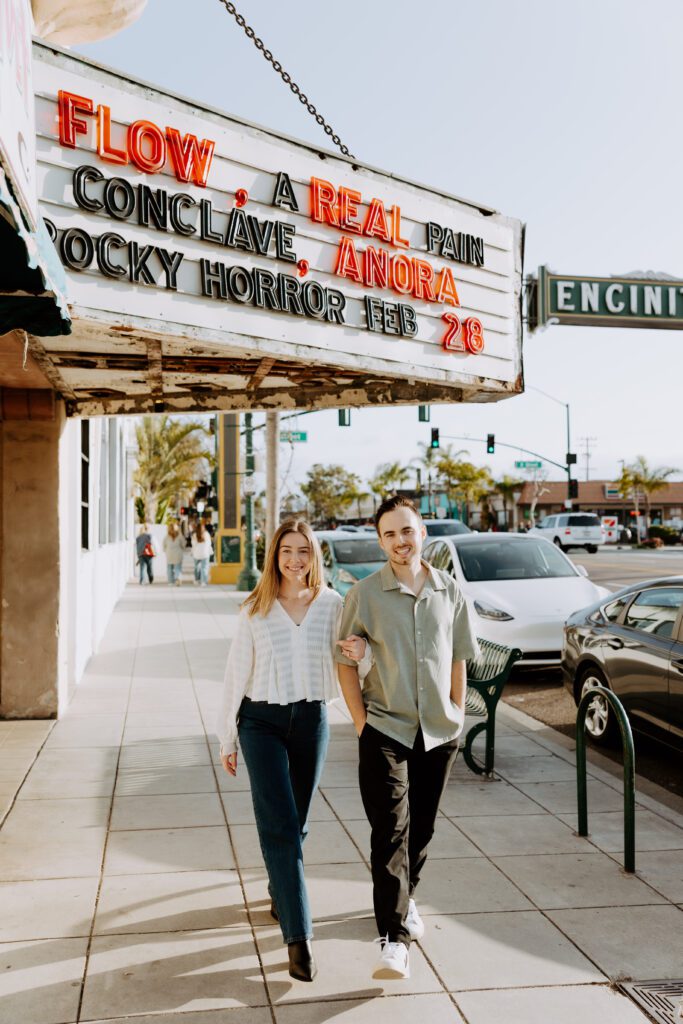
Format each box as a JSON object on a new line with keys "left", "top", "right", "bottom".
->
{"left": 577, "top": 565, "right": 589, "bottom": 577}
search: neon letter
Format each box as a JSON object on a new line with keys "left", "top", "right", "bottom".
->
{"left": 436, "top": 266, "right": 461, "bottom": 307}
{"left": 165, "top": 128, "right": 215, "bottom": 187}
{"left": 334, "top": 236, "right": 363, "bottom": 283}
{"left": 310, "top": 177, "right": 339, "bottom": 226}
{"left": 128, "top": 120, "right": 166, "bottom": 174}
{"left": 97, "top": 105, "right": 128, "bottom": 165}
{"left": 58, "top": 90, "right": 94, "bottom": 148}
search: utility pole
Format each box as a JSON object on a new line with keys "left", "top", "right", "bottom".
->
{"left": 580, "top": 436, "right": 597, "bottom": 481}
{"left": 236, "top": 412, "right": 260, "bottom": 591}
{"left": 527, "top": 386, "right": 576, "bottom": 505}
{"left": 265, "top": 410, "right": 280, "bottom": 551}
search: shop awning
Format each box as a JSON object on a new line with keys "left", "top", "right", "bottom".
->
{"left": 0, "top": 167, "right": 71, "bottom": 337}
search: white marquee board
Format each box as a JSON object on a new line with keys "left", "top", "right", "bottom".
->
{"left": 33, "top": 43, "right": 524, "bottom": 414}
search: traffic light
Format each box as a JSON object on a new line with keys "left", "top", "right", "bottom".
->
{"left": 338, "top": 409, "right": 351, "bottom": 426}
{"left": 568, "top": 479, "right": 579, "bottom": 499}
{"left": 418, "top": 405, "right": 431, "bottom": 423}
{"left": 430, "top": 427, "right": 440, "bottom": 449}
{"left": 486, "top": 433, "right": 495, "bottom": 454}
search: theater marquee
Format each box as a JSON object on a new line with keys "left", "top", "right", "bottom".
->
{"left": 33, "top": 43, "right": 524, "bottom": 416}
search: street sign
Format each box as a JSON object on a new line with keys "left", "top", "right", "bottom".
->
{"left": 515, "top": 460, "right": 542, "bottom": 469}
{"left": 280, "top": 431, "right": 307, "bottom": 443}
{"left": 530, "top": 266, "right": 683, "bottom": 331}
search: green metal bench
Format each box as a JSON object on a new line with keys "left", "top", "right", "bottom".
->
{"left": 461, "top": 638, "right": 523, "bottom": 776}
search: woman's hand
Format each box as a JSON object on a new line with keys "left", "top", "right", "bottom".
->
{"left": 221, "top": 752, "right": 238, "bottom": 776}
{"left": 337, "top": 634, "right": 366, "bottom": 661}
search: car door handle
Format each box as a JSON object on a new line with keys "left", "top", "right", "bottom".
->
{"left": 673, "top": 659, "right": 683, "bottom": 673}
{"left": 606, "top": 638, "right": 624, "bottom": 650}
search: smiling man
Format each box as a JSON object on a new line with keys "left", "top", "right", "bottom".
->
{"left": 336, "top": 495, "right": 479, "bottom": 980}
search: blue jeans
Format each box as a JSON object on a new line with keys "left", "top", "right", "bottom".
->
{"left": 138, "top": 555, "right": 153, "bottom": 583}
{"left": 167, "top": 562, "right": 181, "bottom": 584}
{"left": 238, "top": 698, "right": 329, "bottom": 944}
{"left": 194, "top": 557, "right": 209, "bottom": 584}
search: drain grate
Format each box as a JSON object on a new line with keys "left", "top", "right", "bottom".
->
{"left": 620, "top": 980, "right": 683, "bottom": 1024}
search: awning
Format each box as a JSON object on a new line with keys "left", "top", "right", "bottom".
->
{"left": 0, "top": 167, "right": 71, "bottom": 337}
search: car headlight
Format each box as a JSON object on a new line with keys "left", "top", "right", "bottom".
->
{"left": 474, "top": 600, "right": 514, "bottom": 621}
{"left": 336, "top": 568, "right": 357, "bottom": 584}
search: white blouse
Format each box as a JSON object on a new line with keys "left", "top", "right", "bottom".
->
{"left": 216, "top": 587, "right": 369, "bottom": 754}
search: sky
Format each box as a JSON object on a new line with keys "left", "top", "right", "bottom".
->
{"left": 76, "top": 0, "right": 683, "bottom": 494}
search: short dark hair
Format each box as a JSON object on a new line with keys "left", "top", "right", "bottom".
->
{"left": 375, "top": 495, "right": 422, "bottom": 533}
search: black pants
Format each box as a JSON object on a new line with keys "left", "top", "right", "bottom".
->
{"left": 358, "top": 723, "right": 459, "bottom": 945}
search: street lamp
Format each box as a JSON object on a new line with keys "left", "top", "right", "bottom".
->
{"left": 527, "top": 385, "right": 575, "bottom": 506}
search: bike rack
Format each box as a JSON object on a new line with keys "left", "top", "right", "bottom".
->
{"left": 576, "top": 686, "right": 636, "bottom": 873}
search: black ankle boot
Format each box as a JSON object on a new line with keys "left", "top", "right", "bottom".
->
{"left": 287, "top": 939, "right": 317, "bottom": 982}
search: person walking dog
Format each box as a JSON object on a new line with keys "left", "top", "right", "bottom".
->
{"left": 336, "top": 495, "right": 478, "bottom": 980}
{"left": 217, "top": 518, "right": 368, "bottom": 982}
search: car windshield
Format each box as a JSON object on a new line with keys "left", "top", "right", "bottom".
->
{"left": 331, "top": 539, "right": 387, "bottom": 564}
{"left": 425, "top": 522, "right": 469, "bottom": 536}
{"left": 456, "top": 540, "right": 577, "bottom": 581}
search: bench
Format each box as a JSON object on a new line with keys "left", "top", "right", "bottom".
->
{"left": 461, "top": 638, "right": 523, "bottom": 776}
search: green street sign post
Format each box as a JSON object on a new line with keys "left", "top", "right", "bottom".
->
{"left": 280, "top": 431, "right": 308, "bottom": 443}
{"left": 515, "top": 460, "right": 542, "bottom": 469}
{"left": 528, "top": 266, "right": 683, "bottom": 331}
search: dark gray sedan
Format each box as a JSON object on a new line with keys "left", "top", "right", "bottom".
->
{"left": 562, "top": 577, "right": 683, "bottom": 747}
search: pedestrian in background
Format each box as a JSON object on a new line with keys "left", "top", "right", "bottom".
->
{"left": 135, "top": 523, "right": 155, "bottom": 585}
{"left": 217, "top": 518, "right": 369, "bottom": 983}
{"left": 191, "top": 521, "right": 213, "bottom": 586}
{"left": 163, "top": 521, "right": 185, "bottom": 586}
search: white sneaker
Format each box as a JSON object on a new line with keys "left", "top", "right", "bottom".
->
{"left": 405, "top": 898, "right": 425, "bottom": 940}
{"left": 373, "top": 938, "right": 410, "bottom": 979}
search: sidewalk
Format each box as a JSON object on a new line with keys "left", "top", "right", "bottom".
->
{"left": 1, "top": 583, "right": 682, "bottom": 1024}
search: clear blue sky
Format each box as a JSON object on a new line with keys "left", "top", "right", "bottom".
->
{"left": 77, "top": 0, "right": 683, "bottom": 492}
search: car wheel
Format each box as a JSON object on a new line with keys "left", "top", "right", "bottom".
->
{"left": 577, "top": 668, "right": 617, "bottom": 745}
{"left": 586, "top": 545, "right": 598, "bottom": 553}
{"left": 553, "top": 537, "right": 565, "bottom": 552}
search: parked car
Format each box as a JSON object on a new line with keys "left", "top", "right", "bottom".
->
{"left": 529, "top": 512, "right": 603, "bottom": 553}
{"left": 316, "top": 531, "right": 387, "bottom": 595}
{"left": 562, "top": 577, "right": 683, "bottom": 748}
{"left": 424, "top": 519, "right": 472, "bottom": 538}
{"left": 423, "top": 533, "right": 609, "bottom": 667}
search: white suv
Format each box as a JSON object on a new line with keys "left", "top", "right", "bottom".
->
{"left": 530, "top": 513, "right": 603, "bottom": 553}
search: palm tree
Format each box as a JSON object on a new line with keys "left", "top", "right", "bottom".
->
{"left": 367, "top": 462, "right": 410, "bottom": 507}
{"left": 412, "top": 442, "right": 468, "bottom": 517}
{"left": 436, "top": 454, "right": 493, "bottom": 526}
{"left": 623, "top": 456, "right": 678, "bottom": 537}
{"left": 134, "top": 415, "right": 214, "bottom": 524}
{"left": 495, "top": 475, "right": 525, "bottom": 531}
{"left": 345, "top": 479, "right": 371, "bottom": 520}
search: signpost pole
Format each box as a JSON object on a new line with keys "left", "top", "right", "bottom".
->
{"left": 565, "top": 401, "right": 573, "bottom": 504}
{"left": 237, "top": 412, "right": 260, "bottom": 591}
{"left": 265, "top": 411, "right": 280, "bottom": 552}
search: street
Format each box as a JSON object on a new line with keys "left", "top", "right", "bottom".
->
{"left": 503, "top": 546, "right": 683, "bottom": 797}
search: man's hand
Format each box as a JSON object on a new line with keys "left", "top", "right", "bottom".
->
{"left": 221, "top": 752, "right": 238, "bottom": 776}
{"left": 336, "top": 634, "right": 367, "bottom": 661}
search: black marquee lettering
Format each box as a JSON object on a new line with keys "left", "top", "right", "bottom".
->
{"left": 60, "top": 228, "right": 94, "bottom": 271}
{"left": 275, "top": 222, "right": 296, "bottom": 262}
{"left": 225, "top": 209, "right": 254, "bottom": 252}
{"left": 138, "top": 184, "right": 168, "bottom": 232}
{"left": 169, "top": 193, "right": 196, "bottom": 236}
{"left": 43, "top": 218, "right": 57, "bottom": 243}
{"left": 103, "top": 177, "right": 135, "bottom": 220}
{"left": 364, "top": 295, "right": 384, "bottom": 332}
{"left": 253, "top": 268, "right": 280, "bottom": 310}
{"left": 278, "top": 274, "right": 304, "bottom": 315}
{"left": 399, "top": 303, "right": 418, "bottom": 337}
{"left": 272, "top": 171, "right": 299, "bottom": 211}
{"left": 73, "top": 165, "right": 104, "bottom": 212}
{"left": 156, "top": 248, "right": 184, "bottom": 290}
{"left": 226, "top": 266, "right": 254, "bottom": 303}
{"left": 425, "top": 221, "right": 443, "bottom": 254}
{"left": 326, "top": 288, "right": 346, "bottom": 324}
{"left": 201, "top": 259, "right": 227, "bottom": 299}
{"left": 248, "top": 216, "right": 274, "bottom": 256}
{"left": 441, "top": 228, "right": 459, "bottom": 261}
{"left": 96, "top": 232, "right": 127, "bottom": 278}
{"left": 470, "top": 236, "right": 485, "bottom": 267}
{"left": 200, "top": 199, "right": 222, "bottom": 243}
{"left": 128, "top": 241, "right": 155, "bottom": 285}
{"left": 301, "top": 280, "right": 326, "bottom": 319}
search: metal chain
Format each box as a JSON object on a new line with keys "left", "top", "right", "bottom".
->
{"left": 216, "top": 0, "right": 355, "bottom": 159}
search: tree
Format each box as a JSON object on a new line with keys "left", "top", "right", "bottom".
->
{"left": 412, "top": 442, "right": 468, "bottom": 517}
{"left": 622, "top": 456, "right": 678, "bottom": 537}
{"left": 344, "top": 479, "right": 371, "bottom": 520}
{"left": 435, "top": 455, "right": 492, "bottom": 525}
{"left": 367, "top": 462, "right": 410, "bottom": 507}
{"left": 494, "top": 475, "right": 525, "bottom": 530}
{"left": 300, "top": 464, "right": 358, "bottom": 523}
{"left": 134, "top": 415, "right": 213, "bottom": 524}
{"left": 528, "top": 467, "right": 550, "bottom": 525}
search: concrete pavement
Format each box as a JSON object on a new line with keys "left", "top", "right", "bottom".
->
{"left": 1, "top": 582, "right": 682, "bottom": 1023}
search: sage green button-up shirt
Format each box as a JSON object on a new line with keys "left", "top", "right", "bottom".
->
{"left": 335, "top": 560, "right": 479, "bottom": 751}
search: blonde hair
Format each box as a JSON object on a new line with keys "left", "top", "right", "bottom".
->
{"left": 244, "top": 518, "right": 323, "bottom": 618}
{"left": 167, "top": 522, "right": 180, "bottom": 539}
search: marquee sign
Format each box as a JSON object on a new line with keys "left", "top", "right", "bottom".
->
{"left": 530, "top": 265, "right": 683, "bottom": 331}
{"left": 33, "top": 43, "right": 524, "bottom": 416}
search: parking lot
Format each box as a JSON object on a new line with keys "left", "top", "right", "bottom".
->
{"left": 503, "top": 546, "right": 683, "bottom": 798}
